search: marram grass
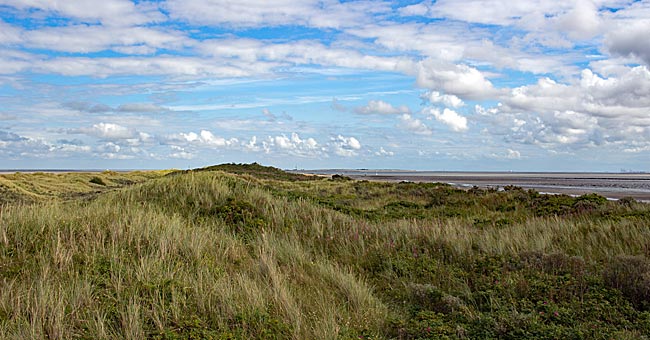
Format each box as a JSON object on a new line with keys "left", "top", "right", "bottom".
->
{"left": 1, "top": 165, "right": 650, "bottom": 339}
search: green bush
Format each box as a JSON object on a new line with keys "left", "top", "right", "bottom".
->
{"left": 89, "top": 176, "right": 107, "bottom": 186}
{"left": 604, "top": 255, "right": 650, "bottom": 310}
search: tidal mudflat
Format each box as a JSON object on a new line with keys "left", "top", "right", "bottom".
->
{"left": 298, "top": 170, "right": 650, "bottom": 201}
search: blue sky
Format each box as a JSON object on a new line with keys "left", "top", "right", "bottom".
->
{"left": 1, "top": 0, "right": 649, "bottom": 171}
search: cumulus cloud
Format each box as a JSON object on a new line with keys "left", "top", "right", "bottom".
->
{"left": 399, "top": 114, "right": 432, "bottom": 136}
{"left": 355, "top": 100, "right": 410, "bottom": 115}
{"left": 426, "top": 108, "right": 468, "bottom": 132}
{"left": 245, "top": 133, "right": 322, "bottom": 157}
{"left": 169, "top": 151, "right": 194, "bottom": 159}
{"left": 375, "top": 147, "right": 394, "bottom": 157}
{"left": 605, "top": 20, "right": 650, "bottom": 66}
{"left": 168, "top": 146, "right": 194, "bottom": 159}
{"left": 507, "top": 149, "right": 521, "bottom": 159}
{"left": 81, "top": 122, "right": 135, "bottom": 139}
{"left": 3, "top": 0, "right": 650, "bottom": 168}
{"left": 477, "top": 65, "right": 650, "bottom": 150}
{"left": 330, "top": 135, "right": 361, "bottom": 157}
{"left": 170, "top": 130, "right": 238, "bottom": 147}
{"left": 422, "top": 91, "right": 464, "bottom": 108}
{"left": 62, "top": 123, "right": 154, "bottom": 158}
{"left": 0, "top": 130, "right": 27, "bottom": 142}
{"left": 0, "top": 129, "right": 91, "bottom": 158}
{"left": 415, "top": 59, "right": 499, "bottom": 100}
{"left": 489, "top": 148, "right": 522, "bottom": 160}
{"left": 556, "top": 0, "right": 601, "bottom": 40}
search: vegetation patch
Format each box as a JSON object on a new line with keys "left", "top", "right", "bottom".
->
{"left": 1, "top": 163, "right": 649, "bottom": 338}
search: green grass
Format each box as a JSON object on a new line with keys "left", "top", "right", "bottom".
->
{"left": 0, "top": 170, "right": 170, "bottom": 204}
{"left": 1, "top": 164, "right": 650, "bottom": 338}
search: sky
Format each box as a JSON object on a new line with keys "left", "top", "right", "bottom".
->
{"left": 0, "top": 0, "right": 649, "bottom": 171}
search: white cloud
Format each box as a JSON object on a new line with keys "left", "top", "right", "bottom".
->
{"left": 169, "top": 152, "right": 194, "bottom": 159}
{"left": 423, "top": 91, "right": 464, "bottom": 108}
{"left": 399, "top": 114, "right": 432, "bottom": 136}
{"left": 346, "top": 23, "right": 467, "bottom": 62}
{"left": 243, "top": 136, "right": 260, "bottom": 152}
{"left": 375, "top": 147, "right": 394, "bottom": 157}
{"left": 254, "top": 133, "right": 322, "bottom": 157}
{"left": 166, "top": 0, "right": 389, "bottom": 29}
{"left": 346, "top": 20, "right": 576, "bottom": 77}
{"left": 415, "top": 59, "right": 499, "bottom": 100}
{"left": 0, "top": 0, "right": 164, "bottom": 26}
{"left": 98, "top": 152, "right": 135, "bottom": 160}
{"left": 477, "top": 65, "right": 650, "bottom": 150}
{"left": 99, "top": 142, "right": 121, "bottom": 153}
{"left": 22, "top": 25, "right": 190, "bottom": 54}
{"left": 605, "top": 20, "right": 650, "bottom": 66}
{"left": 399, "top": 0, "right": 562, "bottom": 26}
{"left": 0, "top": 19, "right": 21, "bottom": 44}
{"left": 403, "top": 0, "right": 608, "bottom": 40}
{"left": 0, "top": 129, "right": 93, "bottom": 159}
{"left": 2, "top": 0, "right": 650, "bottom": 169}
{"left": 0, "top": 49, "right": 33, "bottom": 74}
{"left": 198, "top": 39, "right": 415, "bottom": 75}
{"left": 83, "top": 122, "right": 134, "bottom": 139}
{"left": 556, "top": 0, "right": 602, "bottom": 40}
{"left": 507, "top": 149, "right": 521, "bottom": 159}
{"left": 426, "top": 108, "right": 468, "bottom": 132}
{"left": 330, "top": 135, "right": 361, "bottom": 157}
{"left": 355, "top": 100, "right": 410, "bottom": 115}
{"left": 489, "top": 148, "right": 522, "bottom": 160}
{"left": 172, "top": 130, "right": 238, "bottom": 147}
{"left": 34, "top": 56, "right": 263, "bottom": 78}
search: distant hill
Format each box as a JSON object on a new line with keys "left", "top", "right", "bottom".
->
{"left": 170, "top": 162, "right": 317, "bottom": 182}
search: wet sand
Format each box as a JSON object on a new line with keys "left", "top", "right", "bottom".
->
{"left": 298, "top": 170, "right": 650, "bottom": 201}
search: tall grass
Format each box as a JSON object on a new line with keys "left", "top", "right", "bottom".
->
{"left": 1, "top": 168, "right": 649, "bottom": 338}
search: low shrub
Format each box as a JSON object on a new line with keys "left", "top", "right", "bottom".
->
{"left": 89, "top": 176, "right": 107, "bottom": 186}
{"left": 603, "top": 255, "right": 650, "bottom": 310}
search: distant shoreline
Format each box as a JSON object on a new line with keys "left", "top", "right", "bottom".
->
{"left": 294, "top": 170, "right": 650, "bottom": 202}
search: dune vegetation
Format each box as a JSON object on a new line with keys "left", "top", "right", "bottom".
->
{"left": 1, "top": 163, "right": 650, "bottom": 339}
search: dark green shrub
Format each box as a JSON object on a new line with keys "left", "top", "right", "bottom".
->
{"left": 603, "top": 255, "right": 650, "bottom": 310}
{"left": 331, "top": 174, "right": 352, "bottom": 181}
{"left": 531, "top": 195, "right": 574, "bottom": 216}
{"left": 209, "top": 197, "right": 266, "bottom": 236}
{"left": 89, "top": 176, "right": 106, "bottom": 186}
{"left": 573, "top": 193, "right": 607, "bottom": 213}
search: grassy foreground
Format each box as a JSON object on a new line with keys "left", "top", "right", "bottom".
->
{"left": 1, "top": 164, "right": 650, "bottom": 339}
